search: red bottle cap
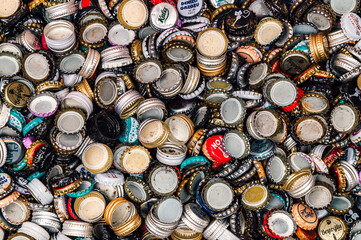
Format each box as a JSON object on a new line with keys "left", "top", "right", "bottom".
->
{"left": 202, "top": 135, "right": 231, "bottom": 164}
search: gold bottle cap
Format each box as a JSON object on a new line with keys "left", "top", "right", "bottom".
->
{"left": 138, "top": 119, "right": 169, "bottom": 148}
{"left": 3, "top": 81, "right": 32, "bottom": 109}
{"left": 120, "top": 145, "right": 151, "bottom": 174}
{"left": 130, "top": 39, "right": 144, "bottom": 64}
{"left": 75, "top": 79, "right": 94, "bottom": 102}
{"left": 309, "top": 33, "right": 329, "bottom": 63}
{"left": 36, "top": 81, "right": 65, "bottom": 93}
{"left": 318, "top": 216, "right": 347, "bottom": 240}
{"left": 74, "top": 191, "right": 106, "bottom": 223}
{"left": 283, "top": 169, "right": 315, "bottom": 198}
{"left": 104, "top": 198, "right": 131, "bottom": 226}
{"left": 254, "top": 17, "right": 283, "bottom": 45}
{"left": 82, "top": 143, "right": 113, "bottom": 174}
{"left": 196, "top": 28, "right": 228, "bottom": 58}
{"left": 117, "top": 0, "right": 148, "bottom": 30}
{"left": 294, "top": 116, "right": 326, "bottom": 144}
{"left": 280, "top": 50, "right": 310, "bottom": 75}
{"left": 300, "top": 92, "right": 329, "bottom": 115}
{"left": 241, "top": 183, "right": 270, "bottom": 210}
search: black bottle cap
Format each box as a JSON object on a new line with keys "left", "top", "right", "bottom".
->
{"left": 225, "top": 8, "right": 257, "bottom": 36}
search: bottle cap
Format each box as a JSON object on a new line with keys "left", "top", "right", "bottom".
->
{"left": 341, "top": 12, "right": 361, "bottom": 41}
{"left": 62, "top": 91, "right": 94, "bottom": 118}
{"left": 318, "top": 216, "right": 347, "bottom": 240}
{"left": 165, "top": 114, "right": 194, "bottom": 145}
{"left": 281, "top": 50, "right": 310, "bottom": 75}
{"left": 241, "top": 183, "right": 270, "bottom": 210}
{"left": 177, "top": 0, "right": 204, "bottom": 18}
{"left": 265, "top": 210, "right": 297, "bottom": 238}
{"left": 248, "top": 62, "right": 270, "bottom": 89}
{"left": 202, "top": 180, "right": 234, "bottom": 212}
{"left": 328, "top": 195, "right": 354, "bottom": 215}
{"left": 266, "top": 78, "right": 298, "bottom": 107}
{"left": 291, "top": 202, "right": 318, "bottom": 230}
{"left": 0, "top": 53, "right": 21, "bottom": 78}
{"left": 254, "top": 109, "right": 281, "bottom": 138}
{"left": 154, "top": 196, "right": 182, "bottom": 223}
{"left": 284, "top": 169, "right": 316, "bottom": 198}
{"left": 3, "top": 137, "right": 24, "bottom": 165}
{"left": 225, "top": 8, "right": 257, "bottom": 36}
{"left": 55, "top": 108, "right": 86, "bottom": 134}
{"left": 331, "top": 103, "right": 359, "bottom": 133}
{"left": 134, "top": 59, "right": 162, "bottom": 84}
{"left": 249, "top": 139, "right": 275, "bottom": 160}
{"left": 117, "top": 0, "right": 148, "bottom": 30}
{"left": 138, "top": 119, "right": 169, "bottom": 148}
{"left": 202, "top": 135, "right": 231, "bottom": 164}
{"left": 220, "top": 97, "right": 246, "bottom": 126}
{"left": 2, "top": 198, "right": 30, "bottom": 226}
{"left": 18, "top": 221, "right": 50, "bottom": 240}
{"left": 266, "top": 154, "right": 290, "bottom": 184}
{"left": 108, "top": 24, "right": 136, "bottom": 46}
{"left": 59, "top": 51, "right": 86, "bottom": 74}
{"left": 294, "top": 116, "right": 326, "bottom": 144}
{"left": 61, "top": 220, "right": 93, "bottom": 238}
{"left": 74, "top": 191, "right": 106, "bottom": 223}
{"left": 27, "top": 92, "right": 59, "bottom": 117}
{"left": 148, "top": 165, "right": 179, "bottom": 196}
{"left": 119, "top": 117, "right": 139, "bottom": 144}
{"left": 288, "top": 152, "right": 314, "bottom": 172}
{"left": 197, "top": 28, "right": 228, "bottom": 58}
{"left": 0, "top": 173, "right": 12, "bottom": 196}
{"left": 81, "top": 143, "right": 113, "bottom": 174}
{"left": 125, "top": 177, "right": 151, "bottom": 203}
{"left": 150, "top": 3, "right": 179, "bottom": 31}
{"left": 22, "top": 53, "right": 50, "bottom": 83}
{"left": 330, "top": 0, "right": 359, "bottom": 15}
{"left": 94, "top": 169, "right": 125, "bottom": 186}
{"left": 3, "top": 81, "right": 32, "bottom": 109}
{"left": 254, "top": 17, "right": 283, "bottom": 45}
{"left": 222, "top": 130, "right": 250, "bottom": 160}
{"left": 306, "top": 8, "right": 333, "bottom": 32}
{"left": 80, "top": 20, "right": 108, "bottom": 45}
{"left": 0, "top": 0, "right": 20, "bottom": 18}
{"left": 300, "top": 92, "right": 329, "bottom": 115}
{"left": 120, "top": 145, "right": 150, "bottom": 174}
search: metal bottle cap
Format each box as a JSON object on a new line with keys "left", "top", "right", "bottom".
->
{"left": 341, "top": 12, "right": 361, "bottom": 41}
{"left": 150, "top": 3, "right": 179, "bottom": 31}
{"left": 117, "top": 0, "right": 148, "bottom": 30}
